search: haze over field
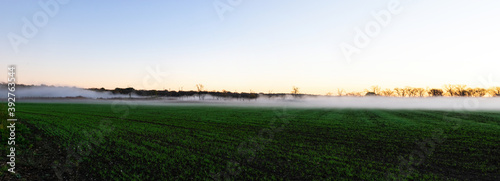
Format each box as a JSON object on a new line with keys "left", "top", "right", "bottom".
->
{"left": 2, "top": 86, "right": 497, "bottom": 111}
{"left": 1, "top": 86, "right": 131, "bottom": 98}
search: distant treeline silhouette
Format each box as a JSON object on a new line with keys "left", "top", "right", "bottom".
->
{"left": 2, "top": 83, "right": 499, "bottom": 98}
{"left": 345, "top": 85, "right": 500, "bottom": 97}
{"left": 88, "top": 87, "right": 263, "bottom": 100}
{"left": 92, "top": 84, "right": 500, "bottom": 98}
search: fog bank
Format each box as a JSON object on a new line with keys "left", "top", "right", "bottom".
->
{"left": 0, "top": 86, "right": 133, "bottom": 98}
{"left": 14, "top": 95, "right": 500, "bottom": 111}
{"left": 2, "top": 86, "right": 498, "bottom": 110}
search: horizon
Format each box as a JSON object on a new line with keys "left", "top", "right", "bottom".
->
{"left": 3, "top": 83, "right": 499, "bottom": 98}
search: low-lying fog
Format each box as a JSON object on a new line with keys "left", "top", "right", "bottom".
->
{"left": 3, "top": 86, "right": 499, "bottom": 111}
{"left": 2, "top": 86, "right": 135, "bottom": 98}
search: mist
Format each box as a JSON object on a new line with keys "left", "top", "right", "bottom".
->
{"left": 1, "top": 85, "right": 498, "bottom": 110}
{"left": 0, "top": 86, "right": 133, "bottom": 99}
{"left": 10, "top": 92, "right": 500, "bottom": 111}
{"left": 180, "top": 96, "right": 499, "bottom": 111}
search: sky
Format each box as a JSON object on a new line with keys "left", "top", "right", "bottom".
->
{"left": 1, "top": 0, "right": 500, "bottom": 94}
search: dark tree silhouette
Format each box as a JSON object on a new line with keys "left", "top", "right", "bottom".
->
{"left": 196, "top": 84, "right": 205, "bottom": 100}
{"left": 428, "top": 89, "right": 443, "bottom": 97}
{"left": 454, "top": 85, "right": 467, "bottom": 97}
{"left": 292, "top": 86, "right": 300, "bottom": 98}
{"left": 365, "top": 92, "right": 377, "bottom": 96}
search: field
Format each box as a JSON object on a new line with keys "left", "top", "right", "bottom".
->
{"left": 1, "top": 102, "right": 499, "bottom": 180}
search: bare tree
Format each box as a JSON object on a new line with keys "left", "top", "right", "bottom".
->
{"left": 371, "top": 85, "right": 381, "bottom": 95}
{"left": 443, "top": 84, "right": 455, "bottom": 96}
{"left": 414, "top": 88, "right": 426, "bottom": 97}
{"left": 381, "top": 89, "right": 394, "bottom": 96}
{"left": 196, "top": 84, "right": 204, "bottom": 92}
{"left": 454, "top": 85, "right": 467, "bottom": 97}
{"left": 292, "top": 86, "right": 299, "bottom": 94}
{"left": 405, "top": 87, "right": 415, "bottom": 97}
{"left": 346, "top": 91, "right": 362, "bottom": 96}
{"left": 196, "top": 84, "right": 205, "bottom": 100}
{"left": 404, "top": 87, "right": 414, "bottom": 97}
{"left": 337, "top": 88, "right": 345, "bottom": 96}
{"left": 292, "top": 86, "right": 300, "bottom": 98}
{"left": 465, "top": 88, "right": 473, "bottom": 97}
{"left": 489, "top": 87, "right": 500, "bottom": 96}
{"left": 394, "top": 88, "right": 403, "bottom": 97}
{"left": 364, "top": 85, "right": 380, "bottom": 95}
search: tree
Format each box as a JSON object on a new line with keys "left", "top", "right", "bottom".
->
{"left": 292, "top": 86, "right": 299, "bottom": 94}
{"left": 405, "top": 87, "right": 416, "bottom": 97}
{"left": 292, "top": 86, "right": 300, "bottom": 98}
{"left": 428, "top": 89, "right": 443, "bottom": 97}
{"left": 489, "top": 87, "right": 500, "bottom": 96}
{"left": 454, "top": 85, "right": 467, "bottom": 97}
{"left": 125, "top": 87, "right": 134, "bottom": 98}
{"left": 365, "top": 86, "right": 380, "bottom": 95}
{"left": 365, "top": 92, "right": 377, "bottom": 96}
{"left": 196, "top": 84, "right": 205, "bottom": 100}
{"left": 346, "top": 91, "right": 362, "bottom": 96}
{"left": 474, "top": 88, "right": 487, "bottom": 97}
{"left": 196, "top": 84, "right": 204, "bottom": 92}
{"left": 414, "top": 88, "right": 426, "bottom": 97}
{"left": 337, "top": 89, "right": 345, "bottom": 96}
{"left": 394, "top": 88, "right": 403, "bottom": 97}
{"left": 370, "top": 85, "right": 381, "bottom": 95}
{"left": 403, "top": 87, "right": 414, "bottom": 97}
{"left": 443, "top": 84, "right": 455, "bottom": 96}
{"left": 465, "top": 88, "right": 486, "bottom": 97}
{"left": 380, "top": 89, "right": 394, "bottom": 96}
{"left": 249, "top": 90, "right": 258, "bottom": 100}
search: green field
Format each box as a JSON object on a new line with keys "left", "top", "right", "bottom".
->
{"left": 1, "top": 102, "right": 499, "bottom": 180}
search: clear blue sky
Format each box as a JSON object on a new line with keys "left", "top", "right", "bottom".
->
{"left": 1, "top": 0, "right": 499, "bottom": 94}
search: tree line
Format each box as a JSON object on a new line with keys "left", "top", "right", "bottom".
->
{"left": 90, "top": 85, "right": 261, "bottom": 100}
{"left": 106, "top": 84, "right": 500, "bottom": 99}
{"left": 337, "top": 85, "right": 500, "bottom": 97}
{"left": 2, "top": 83, "right": 499, "bottom": 99}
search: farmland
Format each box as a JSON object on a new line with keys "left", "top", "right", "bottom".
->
{"left": 1, "top": 102, "right": 499, "bottom": 180}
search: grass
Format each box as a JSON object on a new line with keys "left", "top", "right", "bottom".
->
{"left": 1, "top": 102, "right": 499, "bottom": 180}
